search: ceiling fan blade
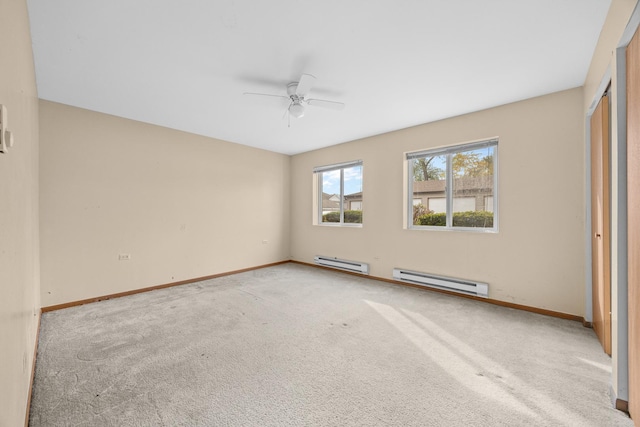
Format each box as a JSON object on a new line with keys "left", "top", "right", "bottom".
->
{"left": 296, "top": 74, "right": 316, "bottom": 97}
{"left": 243, "top": 92, "right": 289, "bottom": 100}
{"left": 307, "top": 98, "right": 345, "bottom": 110}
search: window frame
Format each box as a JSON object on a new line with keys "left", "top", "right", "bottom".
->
{"left": 407, "top": 139, "right": 498, "bottom": 232}
{"left": 314, "top": 160, "right": 363, "bottom": 227}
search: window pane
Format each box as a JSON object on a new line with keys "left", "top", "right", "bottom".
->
{"left": 412, "top": 156, "right": 446, "bottom": 226}
{"left": 451, "top": 146, "right": 494, "bottom": 228}
{"left": 343, "top": 165, "right": 363, "bottom": 224}
{"left": 321, "top": 170, "right": 340, "bottom": 223}
{"left": 453, "top": 197, "right": 476, "bottom": 211}
{"left": 318, "top": 162, "right": 363, "bottom": 225}
{"left": 485, "top": 196, "right": 494, "bottom": 212}
{"left": 428, "top": 197, "right": 446, "bottom": 213}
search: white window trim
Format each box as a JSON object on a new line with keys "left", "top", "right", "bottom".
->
{"left": 407, "top": 139, "right": 498, "bottom": 232}
{"left": 314, "top": 160, "right": 363, "bottom": 227}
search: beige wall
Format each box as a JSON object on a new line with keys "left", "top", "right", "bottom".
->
{"left": 291, "top": 88, "right": 585, "bottom": 316}
{"left": 0, "top": 0, "right": 41, "bottom": 425}
{"left": 39, "top": 101, "right": 290, "bottom": 307}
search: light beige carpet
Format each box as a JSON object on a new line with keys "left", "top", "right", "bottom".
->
{"left": 29, "top": 263, "right": 633, "bottom": 426}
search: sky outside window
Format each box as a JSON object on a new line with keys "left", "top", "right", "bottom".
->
{"left": 322, "top": 165, "right": 362, "bottom": 195}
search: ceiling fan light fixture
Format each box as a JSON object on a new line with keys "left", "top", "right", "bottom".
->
{"left": 289, "top": 102, "right": 305, "bottom": 118}
{"left": 244, "top": 74, "right": 344, "bottom": 123}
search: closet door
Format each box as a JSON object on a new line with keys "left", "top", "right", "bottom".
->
{"left": 627, "top": 25, "right": 640, "bottom": 422}
{"left": 591, "top": 93, "right": 611, "bottom": 355}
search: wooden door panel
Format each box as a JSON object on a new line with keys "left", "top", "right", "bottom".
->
{"left": 591, "top": 93, "right": 611, "bottom": 355}
{"left": 627, "top": 25, "right": 640, "bottom": 423}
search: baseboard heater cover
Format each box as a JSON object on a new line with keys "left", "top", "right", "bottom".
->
{"left": 314, "top": 256, "right": 369, "bottom": 274}
{"left": 392, "top": 268, "right": 488, "bottom": 298}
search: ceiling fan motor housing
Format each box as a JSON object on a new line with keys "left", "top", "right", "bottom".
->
{"left": 244, "top": 74, "right": 343, "bottom": 121}
{"left": 287, "top": 81, "right": 305, "bottom": 117}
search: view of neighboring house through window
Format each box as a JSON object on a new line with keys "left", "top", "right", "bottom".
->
{"left": 407, "top": 139, "right": 497, "bottom": 230}
{"left": 315, "top": 160, "right": 363, "bottom": 225}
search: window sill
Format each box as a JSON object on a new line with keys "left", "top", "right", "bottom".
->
{"left": 408, "top": 225, "right": 498, "bottom": 233}
{"left": 316, "top": 223, "right": 363, "bottom": 228}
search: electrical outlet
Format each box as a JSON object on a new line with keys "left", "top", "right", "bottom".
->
{"left": 5, "top": 130, "right": 13, "bottom": 148}
{"left": 118, "top": 254, "right": 131, "bottom": 261}
{"left": 0, "top": 105, "right": 7, "bottom": 153}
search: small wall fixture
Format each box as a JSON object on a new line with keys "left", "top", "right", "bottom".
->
{"left": 0, "top": 104, "right": 15, "bottom": 153}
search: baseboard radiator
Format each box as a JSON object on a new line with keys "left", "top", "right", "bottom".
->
{"left": 392, "top": 268, "right": 488, "bottom": 298}
{"left": 314, "top": 256, "right": 369, "bottom": 274}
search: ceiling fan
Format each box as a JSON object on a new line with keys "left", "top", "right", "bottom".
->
{"left": 244, "top": 74, "right": 345, "bottom": 121}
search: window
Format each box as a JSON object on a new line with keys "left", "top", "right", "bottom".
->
{"left": 428, "top": 197, "right": 445, "bottom": 213}
{"left": 407, "top": 139, "right": 497, "bottom": 231}
{"left": 314, "top": 160, "right": 363, "bottom": 225}
{"left": 484, "top": 196, "right": 494, "bottom": 213}
{"left": 350, "top": 201, "right": 362, "bottom": 210}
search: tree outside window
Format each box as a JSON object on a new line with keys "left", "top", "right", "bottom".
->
{"left": 408, "top": 140, "right": 497, "bottom": 231}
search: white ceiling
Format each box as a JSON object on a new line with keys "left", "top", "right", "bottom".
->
{"left": 27, "top": 0, "right": 611, "bottom": 155}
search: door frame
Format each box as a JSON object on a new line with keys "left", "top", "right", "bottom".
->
{"left": 585, "top": 1, "right": 640, "bottom": 410}
{"left": 612, "top": 2, "right": 640, "bottom": 422}
{"left": 613, "top": 2, "right": 640, "bottom": 410}
{"left": 587, "top": 66, "right": 625, "bottom": 408}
